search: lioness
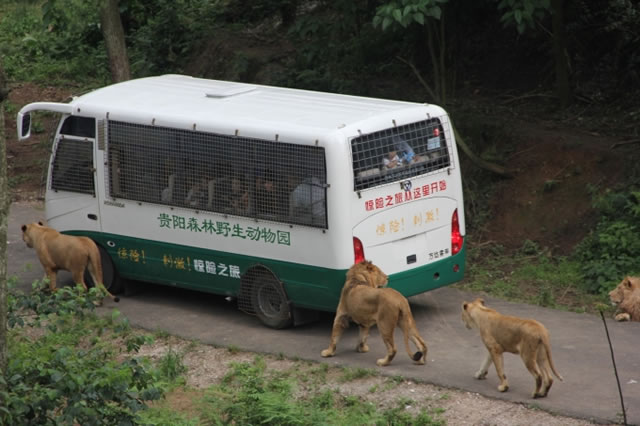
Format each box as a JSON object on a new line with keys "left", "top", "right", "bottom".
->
{"left": 21, "top": 222, "right": 119, "bottom": 303}
{"left": 320, "top": 260, "right": 427, "bottom": 367}
{"left": 461, "top": 298, "right": 562, "bottom": 398}
{"left": 609, "top": 276, "right": 640, "bottom": 322}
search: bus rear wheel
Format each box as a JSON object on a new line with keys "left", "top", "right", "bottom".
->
{"left": 250, "top": 272, "right": 293, "bottom": 329}
{"left": 84, "top": 244, "right": 124, "bottom": 294}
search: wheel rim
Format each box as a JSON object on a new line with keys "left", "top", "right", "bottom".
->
{"left": 256, "top": 282, "right": 286, "bottom": 319}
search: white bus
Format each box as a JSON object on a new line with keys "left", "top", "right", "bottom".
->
{"left": 17, "top": 74, "right": 466, "bottom": 328}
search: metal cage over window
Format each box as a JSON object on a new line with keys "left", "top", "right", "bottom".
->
{"left": 351, "top": 117, "right": 453, "bottom": 191}
{"left": 106, "top": 121, "right": 329, "bottom": 229}
{"left": 50, "top": 138, "right": 96, "bottom": 196}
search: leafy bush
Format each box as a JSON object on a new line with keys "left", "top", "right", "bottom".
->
{"left": 1, "top": 281, "right": 163, "bottom": 425}
{"left": 0, "top": 0, "right": 109, "bottom": 84}
{"left": 575, "top": 189, "right": 640, "bottom": 294}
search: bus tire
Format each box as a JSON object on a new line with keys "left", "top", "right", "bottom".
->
{"left": 250, "top": 272, "right": 293, "bottom": 329}
{"left": 84, "top": 244, "right": 124, "bottom": 295}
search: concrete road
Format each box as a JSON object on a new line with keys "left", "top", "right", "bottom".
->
{"left": 8, "top": 202, "right": 639, "bottom": 425}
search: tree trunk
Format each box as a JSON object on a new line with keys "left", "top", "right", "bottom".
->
{"left": 0, "top": 60, "right": 9, "bottom": 385}
{"left": 399, "top": 57, "right": 513, "bottom": 178}
{"left": 551, "top": 0, "right": 571, "bottom": 108}
{"left": 100, "top": 0, "right": 131, "bottom": 83}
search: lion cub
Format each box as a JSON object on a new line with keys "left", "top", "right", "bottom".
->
{"left": 461, "top": 298, "right": 562, "bottom": 398}
{"left": 21, "top": 222, "right": 119, "bottom": 303}
{"left": 609, "top": 276, "right": 640, "bottom": 322}
{"left": 321, "top": 260, "right": 427, "bottom": 367}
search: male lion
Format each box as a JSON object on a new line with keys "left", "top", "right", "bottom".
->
{"left": 609, "top": 276, "right": 640, "bottom": 322}
{"left": 21, "top": 222, "right": 119, "bottom": 303}
{"left": 320, "top": 260, "right": 427, "bottom": 367}
{"left": 461, "top": 298, "right": 562, "bottom": 398}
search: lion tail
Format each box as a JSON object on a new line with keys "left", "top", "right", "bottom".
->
{"left": 400, "top": 306, "right": 427, "bottom": 362}
{"left": 88, "top": 243, "right": 120, "bottom": 303}
{"left": 543, "top": 336, "right": 563, "bottom": 381}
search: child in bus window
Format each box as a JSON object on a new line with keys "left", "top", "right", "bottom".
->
{"left": 383, "top": 150, "right": 401, "bottom": 169}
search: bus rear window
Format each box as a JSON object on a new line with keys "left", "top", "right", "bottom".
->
{"left": 351, "top": 118, "right": 451, "bottom": 191}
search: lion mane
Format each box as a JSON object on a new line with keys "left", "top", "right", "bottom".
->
{"left": 609, "top": 276, "right": 640, "bottom": 322}
{"left": 321, "top": 260, "right": 427, "bottom": 367}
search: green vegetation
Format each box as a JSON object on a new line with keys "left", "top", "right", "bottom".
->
{"left": 0, "top": 0, "right": 109, "bottom": 86}
{"left": 2, "top": 281, "right": 164, "bottom": 425}
{"left": 184, "top": 357, "right": 444, "bottom": 426}
{"left": 458, "top": 240, "right": 610, "bottom": 314}
{"left": 575, "top": 187, "right": 640, "bottom": 294}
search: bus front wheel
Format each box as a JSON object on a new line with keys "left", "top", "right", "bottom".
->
{"left": 250, "top": 272, "right": 293, "bottom": 329}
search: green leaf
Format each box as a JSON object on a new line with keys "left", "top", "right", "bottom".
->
{"left": 393, "top": 8, "right": 403, "bottom": 23}
{"left": 382, "top": 16, "right": 392, "bottom": 30}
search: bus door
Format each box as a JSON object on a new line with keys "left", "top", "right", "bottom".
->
{"left": 45, "top": 115, "right": 102, "bottom": 232}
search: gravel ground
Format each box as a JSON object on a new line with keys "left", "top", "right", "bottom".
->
{"left": 138, "top": 336, "right": 611, "bottom": 426}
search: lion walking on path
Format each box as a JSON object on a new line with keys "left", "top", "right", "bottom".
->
{"left": 321, "top": 260, "right": 427, "bottom": 367}
{"left": 461, "top": 298, "right": 562, "bottom": 398}
{"left": 21, "top": 222, "right": 119, "bottom": 303}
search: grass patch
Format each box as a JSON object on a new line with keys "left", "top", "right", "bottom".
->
{"left": 141, "top": 358, "right": 445, "bottom": 426}
{"left": 457, "top": 241, "right": 611, "bottom": 315}
{"left": 339, "top": 365, "right": 379, "bottom": 382}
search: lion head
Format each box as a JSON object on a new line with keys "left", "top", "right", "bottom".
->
{"left": 21, "top": 221, "right": 45, "bottom": 248}
{"left": 609, "top": 276, "right": 640, "bottom": 305}
{"left": 461, "top": 298, "right": 486, "bottom": 329}
{"left": 345, "top": 260, "right": 388, "bottom": 289}
{"left": 609, "top": 276, "right": 640, "bottom": 321}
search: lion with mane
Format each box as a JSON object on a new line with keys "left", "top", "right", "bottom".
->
{"left": 320, "top": 260, "right": 427, "bottom": 367}
{"left": 21, "top": 222, "right": 119, "bottom": 303}
{"left": 461, "top": 298, "right": 563, "bottom": 398}
{"left": 609, "top": 276, "right": 640, "bottom": 322}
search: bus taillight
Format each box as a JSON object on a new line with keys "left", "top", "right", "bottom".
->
{"left": 451, "top": 209, "right": 463, "bottom": 255}
{"left": 353, "top": 237, "right": 365, "bottom": 264}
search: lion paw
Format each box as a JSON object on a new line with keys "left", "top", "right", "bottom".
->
{"left": 474, "top": 371, "right": 488, "bottom": 380}
{"left": 376, "top": 358, "right": 390, "bottom": 367}
{"left": 321, "top": 349, "right": 335, "bottom": 358}
{"left": 615, "top": 312, "right": 631, "bottom": 322}
{"left": 357, "top": 343, "right": 369, "bottom": 353}
{"left": 498, "top": 384, "right": 509, "bottom": 392}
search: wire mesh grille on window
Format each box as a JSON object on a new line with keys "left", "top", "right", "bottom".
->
{"left": 351, "top": 117, "right": 453, "bottom": 191}
{"left": 50, "top": 138, "right": 95, "bottom": 196}
{"left": 106, "top": 121, "right": 328, "bottom": 228}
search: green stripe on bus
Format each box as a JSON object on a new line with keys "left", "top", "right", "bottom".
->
{"left": 67, "top": 230, "right": 465, "bottom": 312}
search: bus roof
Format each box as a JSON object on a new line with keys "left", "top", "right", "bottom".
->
{"left": 61, "top": 75, "right": 440, "bottom": 136}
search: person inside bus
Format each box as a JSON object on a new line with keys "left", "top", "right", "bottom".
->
{"left": 255, "top": 169, "right": 286, "bottom": 218}
{"left": 383, "top": 137, "right": 422, "bottom": 169}
{"left": 185, "top": 175, "right": 211, "bottom": 208}
{"left": 393, "top": 135, "right": 421, "bottom": 164}
{"left": 229, "top": 176, "right": 250, "bottom": 215}
{"left": 383, "top": 150, "right": 401, "bottom": 169}
{"left": 290, "top": 175, "right": 326, "bottom": 225}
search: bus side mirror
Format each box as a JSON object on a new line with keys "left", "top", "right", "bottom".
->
{"left": 18, "top": 112, "right": 31, "bottom": 140}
